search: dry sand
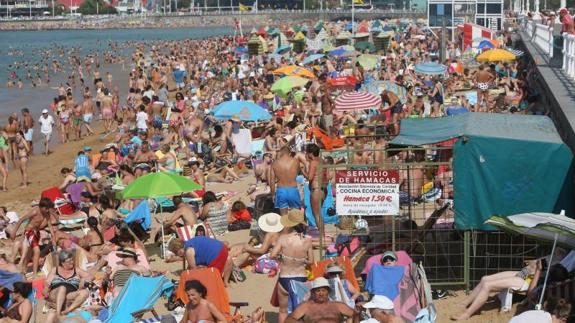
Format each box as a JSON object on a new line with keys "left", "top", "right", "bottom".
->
{"left": 0, "top": 127, "right": 521, "bottom": 322}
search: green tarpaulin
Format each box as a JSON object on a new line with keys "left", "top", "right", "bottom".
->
{"left": 391, "top": 113, "right": 574, "bottom": 230}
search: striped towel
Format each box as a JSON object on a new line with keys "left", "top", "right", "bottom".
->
{"left": 59, "top": 215, "right": 87, "bottom": 227}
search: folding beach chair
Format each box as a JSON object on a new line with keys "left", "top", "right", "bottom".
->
{"left": 175, "top": 268, "right": 248, "bottom": 321}
{"left": 310, "top": 256, "right": 359, "bottom": 290}
{"left": 105, "top": 275, "right": 174, "bottom": 323}
{"left": 41, "top": 187, "right": 75, "bottom": 215}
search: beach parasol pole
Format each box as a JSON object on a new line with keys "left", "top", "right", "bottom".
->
{"left": 536, "top": 232, "right": 559, "bottom": 310}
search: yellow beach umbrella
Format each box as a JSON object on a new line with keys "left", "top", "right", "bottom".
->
{"left": 273, "top": 65, "right": 316, "bottom": 78}
{"left": 476, "top": 49, "right": 516, "bottom": 62}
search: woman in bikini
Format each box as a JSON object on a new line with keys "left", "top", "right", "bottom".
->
{"left": 270, "top": 209, "right": 313, "bottom": 323}
{"left": 4, "top": 115, "right": 19, "bottom": 168}
{"left": 158, "top": 144, "right": 177, "bottom": 173}
{"left": 59, "top": 105, "right": 71, "bottom": 144}
{"left": 1, "top": 281, "right": 33, "bottom": 323}
{"left": 14, "top": 131, "right": 30, "bottom": 187}
{"left": 0, "top": 131, "right": 8, "bottom": 191}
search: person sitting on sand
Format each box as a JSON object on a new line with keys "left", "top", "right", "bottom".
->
{"left": 1, "top": 281, "right": 33, "bottom": 323}
{"left": 58, "top": 167, "right": 77, "bottom": 191}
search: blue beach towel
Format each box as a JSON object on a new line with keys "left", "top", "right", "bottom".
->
{"left": 366, "top": 265, "right": 405, "bottom": 300}
{"left": 0, "top": 270, "right": 24, "bottom": 291}
{"left": 303, "top": 183, "right": 339, "bottom": 228}
{"left": 124, "top": 200, "right": 152, "bottom": 230}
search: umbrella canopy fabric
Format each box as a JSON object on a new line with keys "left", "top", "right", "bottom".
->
{"left": 271, "top": 76, "right": 310, "bottom": 96}
{"left": 414, "top": 62, "right": 447, "bottom": 75}
{"left": 335, "top": 91, "right": 382, "bottom": 111}
{"left": 275, "top": 45, "right": 291, "bottom": 54}
{"left": 273, "top": 65, "right": 316, "bottom": 78}
{"left": 212, "top": 100, "right": 272, "bottom": 121}
{"left": 357, "top": 54, "right": 378, "bottom": 70}
{"left": 302, "top": 54, "right": 325, "bottom": 65}
{"left": 476, "top": 48, "right": 516, "bottom": 62}
{"left": 477, "top": 40, "right": 495, "bottom": 50}
{"left": 355, "top": 41, "right": 376, "bottom": 52}
{"left": 122, "top": 172, "right": 202, "bottom": 199}
{"left": 486, "top": 213, "right": 575, "bottom": 249}
{"left": 361, "top": 80, "right": 407, "bottom": 102}
{"left": 328, "top": 45, "right": 355, "bottom": 57}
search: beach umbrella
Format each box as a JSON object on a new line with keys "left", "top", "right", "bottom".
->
{"left": 123, "top": 172, "right": 202, "bottom": 199}
{"left": 212, "top": 100, "right": 272, "bottom": 121}
{"left": 357, "top": 54, "right": 379, "bottom": 70}
{"left": 268, "top": 53, "right": 284, "bottom": 62}
{"left": 414, "top": 62, "right": 447, "bottom": 75}
{"left": 302, "top": 53, "right": 325, "bottom": 65}
{"left": 335, "top": 91, "right": 382, "bottom": 111}
{"left": 485, "top": 212, "right": 575, "bottom": 308}
{"left": 328, "top": 45, "right": 354, "bottom": 57}
{"left": 275, "top": 45, "right": 291, "bottom": 54}
{"left": 235, "top": 47, "right": 248, "bottom": 55}
{"left": 122, "top": 172, "right": 203, "bottom": 258}
{"left": 354, "top": 41, "right": 376, "bottom": 53}
{"left": 321, "top": 43, "right": 335, "bottom": 52}
{"left": 476, "top": 48, "right": 516, "bottom": 62}
{"left": 273, "top": 65, "right": 316, "bottom": 78}
{"left": 477, "top": 40, "right": 495, "bottom": 50}
{"left": 361, "top": 80, "right": 407, "bottom": 102}
{"left": 271, "top": 76, "right": 310, "bottom": 96}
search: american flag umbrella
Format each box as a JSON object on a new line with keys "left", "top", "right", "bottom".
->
{"left": 335, "top": 91, "right": 382, "bottom": 111}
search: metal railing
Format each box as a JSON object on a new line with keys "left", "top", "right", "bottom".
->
{"left": 524, "top": 19, "right": 554, "bottom": 58}
{"left": 563, "top": 33, "right": 575, "bottom": 79}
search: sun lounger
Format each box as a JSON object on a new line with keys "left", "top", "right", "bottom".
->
{"left": 175, "top": 268, "right": 248, "bottom": 320}
{"left": 310, "top": 256, "right": 359, "bottom": 290}
{"left": 105, "top": 275, "right": 174, "bottom": 323}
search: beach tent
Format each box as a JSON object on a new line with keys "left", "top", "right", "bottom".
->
{"left": 458, "top": 23, "right": 493, "bottom": 50}
{"left": 390, "top": 113, "right": 574, "bottom": 230}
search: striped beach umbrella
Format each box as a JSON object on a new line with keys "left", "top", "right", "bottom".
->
{"left": 335, "top": 91, "right": 382, "bottom": 111}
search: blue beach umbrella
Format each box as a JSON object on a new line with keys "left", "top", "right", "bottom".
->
{"left": 477, "top": 40, "right": 495, "bottom": 50}
{"left": 302, "top": 53, "right": 325, "bottom": 65}
{"left": 212, "top": 100, "right": 272, "bottom": 121}
{"left": 235, "top": 47, "right": 248, "bottom": 55}
{"left": 413, "top": 62, "right": 447, "bottom": 76}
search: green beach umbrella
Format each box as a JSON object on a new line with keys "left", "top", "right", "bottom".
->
{"left": 321, "top": 43, "right": 335, "bottom": 52}
{"left": 355, "top": 41, "right": 376, "bottom": 53}
{"left": 271, "top": 76, "right": 310, "bottom": 97}
{"left": 122, "top": 172, "right": 202, "bottom": 199}
{"left": 357, "top": 54, "right": 379, "bottom": 70}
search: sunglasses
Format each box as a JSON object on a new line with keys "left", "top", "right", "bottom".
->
{"left": 382, "top": 256, "right": 396, "bottom": 263}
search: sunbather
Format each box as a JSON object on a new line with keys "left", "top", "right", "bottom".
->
{"left": 324, "top": 262, "right": 361, "bottom": 302}
{"left": 451, "top": 260, "right": 538, "bottom": 320}
{"left": 180, "top": 279, "right": 227, "bottom": 323}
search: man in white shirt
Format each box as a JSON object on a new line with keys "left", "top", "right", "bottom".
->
{"left": 136, "top": 105, "right": 148, "bottom": 132}
{"left": 38, "top": 109, "right": 54, "bottom": 155}
{"left": 361, "top": 295, "right": 404, "bottom": 323}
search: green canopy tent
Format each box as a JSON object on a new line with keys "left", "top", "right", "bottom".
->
{"left": 390, "top": 113, "right": 574, "bottom": 230}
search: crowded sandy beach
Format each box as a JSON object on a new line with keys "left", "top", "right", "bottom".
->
{"left": 1, "top": 13, "right": 575, "bottom": 323}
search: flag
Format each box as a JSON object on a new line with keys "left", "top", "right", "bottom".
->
{"left": 239, "top": 3, "right": 251, "bottom": 11}
{"left": 353, "top": 0, "right": 364, "bottom": 3}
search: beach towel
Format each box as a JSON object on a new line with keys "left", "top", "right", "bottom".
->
{"left": 396, "top": 264, "right": 422, "bottom": 322}
{"left": 232, "top": 128, "right": 252, "bottom": 157}
{"left": 105, "top": 275, "right": 174, "bottom": 323}
{"left": 41, "top": 187, "right": 75, "bottom": 215}
{"left": 0, "top": 269, "right": 24, "bottom": 290}
{"left": 366, "top": 265, "right": 405, "bottom": 300}
{"left": 125, "top": 200, "right": 151, "bottom": 230}
{"left": 175, "top": 268, "right": 232, "bottom": 317}
{"left": 251, "top": 139, "right": 265, "bottom": 155}
{"left": 303, "top": 183, "right": 339, "bottom": 228}
{"left": 362, "top": 250, "right": 413, "bottom": 277}
{"left": 66, "top": 182, "right": 86, "bottom": 207}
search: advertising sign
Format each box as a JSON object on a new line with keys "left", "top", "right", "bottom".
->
{"left": 335, "top": 170, "right": 400, "bottom": 216}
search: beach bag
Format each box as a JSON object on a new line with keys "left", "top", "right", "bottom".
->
{"left": 254, "top": 254, "right": 279, "bottom": 274}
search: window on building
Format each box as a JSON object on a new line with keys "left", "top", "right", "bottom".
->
{"left": 428, "top": 3, "right": 453, "bottom": 27}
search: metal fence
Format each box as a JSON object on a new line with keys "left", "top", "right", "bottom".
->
{"left": 315, "top": 141, "right": 549, "bottom": 289}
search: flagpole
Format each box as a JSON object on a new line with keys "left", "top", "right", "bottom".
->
{"left": 352, "top": 0, "right": 355, "bottom": 40}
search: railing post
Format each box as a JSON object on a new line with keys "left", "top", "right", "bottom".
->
{"left": 549, "top": 27, "right": 554, "bottom": 58}
{"left": 464, "top": 230, "right": 470, "bottom": 293}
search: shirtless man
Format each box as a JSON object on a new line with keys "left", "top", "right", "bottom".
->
{"left": 72, "top": 104, "right": 83, "bottom": 140}
{"left": 10, "top": 198, "right": 57, "bottom": 275}
{"left": 306, "top": 144, "right": 323, "bottom": 228}
{"left": 475, "top": 65, "right": 495, "bottom": 111}
{"left": 152, "top": 196, "right": 198, "bottom": 240}
{"left": 21, "top": 108, "right": 34, "bottom": 155}
{"left": 81, "top": 93, "right": 95, "bottom": 135}
{"left": 381, "top": 89, "right": 402, "bottom": 126}
{"left": 133, "top": 141, "right": 157, "bottom": 176}
{"left": 320, "top": 87, "right": 335, "bottom": 136}
{"left": 286, "top": 277, "right": 358, "bottom": 323}
{"left": 270, "top": 146, "right": 303, "bottom": 216}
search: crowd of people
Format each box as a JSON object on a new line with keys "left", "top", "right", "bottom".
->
{"left": 0, "top": 16, "right": 573, "bottom": 323}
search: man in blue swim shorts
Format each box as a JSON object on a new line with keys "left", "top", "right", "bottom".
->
{"left": 270, "top": 145, "right": 304, "bottom": 215}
